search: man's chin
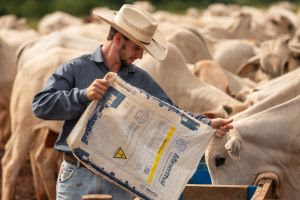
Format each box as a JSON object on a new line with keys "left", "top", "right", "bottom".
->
{"left": 121, "top": 59, "right": 134, "bottom": 66}
{"left": 121, "top": 61, "right": 131, "bottom": 67}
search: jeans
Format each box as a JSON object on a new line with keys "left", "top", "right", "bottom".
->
{"left": 56, "top": 160, "right": 134, "bottom": 200}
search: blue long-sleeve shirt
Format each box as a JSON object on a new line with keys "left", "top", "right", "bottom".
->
{"left": 32, "top": 46, "right": 210, "bottom": 153}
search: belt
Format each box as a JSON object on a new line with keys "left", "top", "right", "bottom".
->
{"left": 63, "top": 153, "right": 85, "bottom": 168}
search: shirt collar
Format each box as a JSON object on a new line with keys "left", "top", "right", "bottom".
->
{"left": 126, "top": 64, "right": 136, "bottom": 73}
{"left": 91, "top": 45, "right": 136, "bottom": 74}
{"left": 91, "top": 46, "right": 104, "bottom": 63}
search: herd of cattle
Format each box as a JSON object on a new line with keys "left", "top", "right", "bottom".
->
{"left": 1, "top": 1, "right": 300, "bottom": 199}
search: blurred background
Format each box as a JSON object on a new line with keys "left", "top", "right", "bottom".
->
{"left": 1, "top": 0, "right": 300, "bottom": 200}
{"left": 1, "top": 0, "right": 300, "bottom": 28}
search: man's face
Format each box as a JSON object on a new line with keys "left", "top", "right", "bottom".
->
{"left": 119, "top": 38, "right": 144, "bottom": 66}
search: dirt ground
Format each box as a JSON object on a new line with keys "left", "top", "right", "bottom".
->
{"left": 0, "top": 147, "right": 36, "bottom": 200}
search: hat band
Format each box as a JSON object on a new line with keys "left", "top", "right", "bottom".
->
{"left": 115, "top": 13, "right": 155, "bottom": 43}
{"left": 152, "top": 39, "right": 166, "bottom": 50}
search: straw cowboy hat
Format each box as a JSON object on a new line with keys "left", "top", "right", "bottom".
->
{"left": 93, "top": 4, "right": 167, "bottom": 60}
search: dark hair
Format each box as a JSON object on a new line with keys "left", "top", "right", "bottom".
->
{"left": 107, "top": 26, "right": 129, "bottom": 41}
{"left": 107, "top": 26, "right": 118, "bottom": 40}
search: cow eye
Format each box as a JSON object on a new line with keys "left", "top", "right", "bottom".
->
{"left": 287, "top": 23, "right": 294, "bottom": 32}
{"left": 215, "top": 156, "right": 226, "bottom": 167}
{"left": 270, "top": 19, "right": 278, "bottom": 25}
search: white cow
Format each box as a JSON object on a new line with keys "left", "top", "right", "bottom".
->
{"left": 232, "top": 67, "right": 300, "bottom": 120}
{"left": 204, "top": 3, "right": 240, "bottom": 17}
{"left": 205, "top": 94, "right": 300, "bottom": 199}
{"left": 2, "top": 47, "right": 84, "bottom": 200}
{"left": 192, "top": 60, "right": 229, "bottom": 94}
{"left": 237, "top": 35, "right": 299, "bottom": 82}
{"left": 223, "top": 69, "right": 256, "bottom": 101}
{"left": 167, "top": 28, "right": 212, "bottom": 64}
{"left": 257, "top": 35, "right": 299, "bottom": 78}
{"left": 213, "top": 39, "right": 256, "bottom": 74}
{"left": 200, "top": 11, "right": 256, "bottom": 42}
{"left": 0, "top": 29, "right": 97, "bottom": 147}
{"left": 62, "top": 22, "right": 109, "bottom": 42}
{"left": 192, "top": 60, "right": 256, "bottom": 99}
{"left": 0, "top": 28, "right": 38, "bottom": 144}
{"left": 245, "top": 67, "right": 300, "bottom": 105}
{"left": 263, "top": 7, "right": 297, "bottom": 38}
{"left": 17, "top": 31, "right": 100, "bottom": 71}
{"left": 38, "top": 11, "right": 83, "bottom": 35}
{"left": 0, "top": 15, "right": 29, "bottom": 30}
{"left": 136, "top": 43, "right": 248, "bottom": 118}
{"left": 2, "top": 29, "right": 99, "bottom": 200}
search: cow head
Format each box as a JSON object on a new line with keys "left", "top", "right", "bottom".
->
{"left": 259, "top": 36, "right": 298, "bottom": 78}
{"left": 264, "top": 8, "right": 296, "bottom": 38}
{"left": 228, "top": 11, "right": 253, "bottom": 35}
{"left": 0, "top": 15, "right": 29, "bottom": 30}
{"left": 205, "top": 129, "right": 281, "bottom": 198}
{"left": 238, "top": 36, "right": 299, "bottom": 80}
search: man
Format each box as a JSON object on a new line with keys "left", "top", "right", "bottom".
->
{"left": 32, "top": 4, "right": 233, "bottom": 200}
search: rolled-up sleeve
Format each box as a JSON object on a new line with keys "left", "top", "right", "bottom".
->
{"left": 32, "top": 62, "right": 90, "bottom": 120}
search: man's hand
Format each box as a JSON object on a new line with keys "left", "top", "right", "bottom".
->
{"left": 86, "top": 79, "right": 110, "bottom": 101}
{"left": 210, "top": 118, "right": 233, "bottom": 138}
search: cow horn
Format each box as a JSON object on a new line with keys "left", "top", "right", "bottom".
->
{"left": 254, "top": 172, "right": 280, "bottom": 198}
{"left": 224, "top": 137, "right": 241, "bottom": 159}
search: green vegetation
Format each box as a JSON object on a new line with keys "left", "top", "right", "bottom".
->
{"left": 1, "top": 0, "right": 299, "bottom": 21}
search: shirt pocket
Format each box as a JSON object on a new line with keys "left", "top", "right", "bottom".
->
{"left": 58, "top": 162, "right": 75, "bottom": 183}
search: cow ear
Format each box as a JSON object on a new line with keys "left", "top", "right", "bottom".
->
{"left": 224, "top": 137, "right": 241, "bottom": 159}
{"left": 288, "top": 41, "right": 300, "bottom": 55}
{"left": 237, "top": 55, "right": 260, "bottom": 77}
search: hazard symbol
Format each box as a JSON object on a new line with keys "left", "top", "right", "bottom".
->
{"left": 114, "top": 147, "right": 127, "bottom": 159}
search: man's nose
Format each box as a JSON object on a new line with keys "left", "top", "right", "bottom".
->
{"left": 136, "top": 49, "right": 144, "bottom": 59}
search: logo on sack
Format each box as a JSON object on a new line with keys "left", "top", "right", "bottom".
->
{"left": 114, "top": 147, "right": 127, "bottom": 159}
{"left": 135, "top": 109, "right": 150, "bottom": 124}
{"left": 175, "top": 138, "right": 188, "bottom": 152}
{"left": 159, "top": 152, "right": 179, "bottom": 186}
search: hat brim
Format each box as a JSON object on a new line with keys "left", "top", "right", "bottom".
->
{"left": 93, "top": 10, "right": 167, "bottom": 61}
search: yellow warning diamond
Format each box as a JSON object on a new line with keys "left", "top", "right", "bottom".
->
{"left": 114, "top": 147, "right": 127, "bottom": 159}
